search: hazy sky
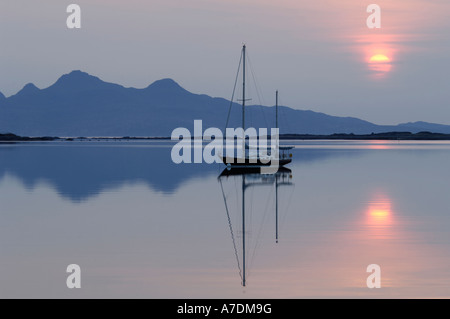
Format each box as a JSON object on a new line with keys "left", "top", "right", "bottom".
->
{"left": 1, "top": 0, "right": 450, "bottom": 125}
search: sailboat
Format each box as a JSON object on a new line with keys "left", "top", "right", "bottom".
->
{"left": 218, "top": 166, "right": 294, "bottom": 286}
{"left": 219, "top": 45, "right": 293, "bottom": 168}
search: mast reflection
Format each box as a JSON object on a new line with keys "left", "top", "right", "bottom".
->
{"left": 218, "top": 167, "right": 293, "bottom": 287}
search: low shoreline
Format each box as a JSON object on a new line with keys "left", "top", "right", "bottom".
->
{"left": 2, "top": 131, "right": 450, "bottom": 141}
{"left": 280, "top": 131, "right": 450, "bottom": 140}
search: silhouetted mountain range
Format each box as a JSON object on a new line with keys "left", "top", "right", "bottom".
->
{"left": 1, "top": 70, "right": 450, "bottom": 136}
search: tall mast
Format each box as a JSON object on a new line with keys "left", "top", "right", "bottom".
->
{"left": 239, "top": 44, "right": 247, "bottom": 159}
{"left": 242, "top": 44, "right": 246, "bottom": 132}
{"left": 276, "top": 90, "right": 278, "bottom": 130}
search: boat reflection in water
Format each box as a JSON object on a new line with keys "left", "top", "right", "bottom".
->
{"left": 218, "top": 167, "right": 294, "bottom": 287}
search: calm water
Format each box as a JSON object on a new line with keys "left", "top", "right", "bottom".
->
{"left": 1, "top": 140, "right": 450, "bottom": 298}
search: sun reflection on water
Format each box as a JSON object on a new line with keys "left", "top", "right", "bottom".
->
{"left": 365, "top": 192, "right": 395, "bottom": 240}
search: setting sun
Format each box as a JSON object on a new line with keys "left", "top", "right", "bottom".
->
{"left": 356, "top": 34, "right": 396, "bottom": 79}
{"left": 367, "top": 51, "right": 393, "bottom": 77}
{"left": 369, "top": 54, "right": 390, "bottom": 63}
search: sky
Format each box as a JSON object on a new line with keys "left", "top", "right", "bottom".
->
{"left": 1, "top": 0, "right": 450, "bottom": 125}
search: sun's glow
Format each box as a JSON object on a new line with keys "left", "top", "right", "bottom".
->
{"left": 369, "top": 54, "right": 390, "bottom": 63}
{"left": 353, "top": 34, "right": 397, "bottom": 79}
{"left": 366, "top": 49, "right": 393, "bottom": 78}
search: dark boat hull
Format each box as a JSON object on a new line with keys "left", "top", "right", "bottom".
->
{"left": 219, "top": 155, "right": 291, "bottom": 167}
{"left": 219, "top": 166, "right": 292, "bottom": 177}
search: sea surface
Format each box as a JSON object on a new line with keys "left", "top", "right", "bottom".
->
{"left": 1, "top": 140, "right": 450, "bottom": 298}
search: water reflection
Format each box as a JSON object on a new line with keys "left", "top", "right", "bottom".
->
{"left": 365, "top": 192, "right": 394, "bottom": 240}
{"left": 0, "top": 141, "right": 358, "bottom": 202}
{"left": 218, "top": 167, "right": 293, "bottom": 287}
{"left": 0, "top": 141, "right": 221, "bottom": 201}
{"left": 2, "top": 141, "right": 450, "bottom": 297}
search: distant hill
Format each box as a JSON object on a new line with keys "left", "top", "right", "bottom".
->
{"left": 1, "top": 70, "right": 450, "bottom": 136}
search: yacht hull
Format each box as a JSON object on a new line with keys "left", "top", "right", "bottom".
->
{"left": 219, "top": 155, "right": 291, "bottom": 167}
